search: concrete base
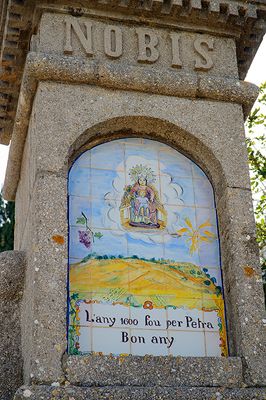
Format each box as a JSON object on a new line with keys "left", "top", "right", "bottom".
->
{"left": 14, "top": 385, "right": 266, "bottom": 399}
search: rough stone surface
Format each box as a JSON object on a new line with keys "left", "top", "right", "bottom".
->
{"left": 26, "top": 83, "right": 253, "bottom": 196}
{"left": 38, "top": 13, "right": 239, "bottom": 79}
{"left": 3, "top": 51, "right": 258, "bottom": 201}
{"left": 19, "top": 173, "right": 68, "bottom": 384}
{"left": 11, "top": 82, "right": 265, "bottom": 387}
{"left": 13, "top": 385, "right": 266, "bottom": 400}
{"left": 26, "top": 51, "right": 257, "bottom": 108}
{"left": 64, "top": 355, "right": 243, "bottom": 387}
{"left": 0, "top": 251, "right": 26, "bottom": 400}
{"left": 216, "top": 187, "right": 266, "bottom": 386}
{"left": 1, "top": 0, "right": 266, "bottom": 145}
{"left": 0, "top": 251, "right": 26, "bottom": 300}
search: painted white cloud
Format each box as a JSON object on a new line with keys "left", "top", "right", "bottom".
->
{"left": 103, "top": 156, "right": 184, "bottom": 244}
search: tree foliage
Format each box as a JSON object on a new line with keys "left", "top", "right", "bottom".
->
{"left": 245, "top": 82, "right": 266, "bottom": 294}
{"left": 0, "top": 191, "right": 15, "bottom": 252}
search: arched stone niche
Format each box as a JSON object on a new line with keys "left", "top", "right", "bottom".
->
{"left": 65, "top": 115, "right": 242, "bottom": 360}
{"left": 68, "top": 135, "right": 228, "bottom": 358}
{"left": 16, "top": 85, "right": 264, "bottom": 386}
{"left": 68, "top": 116, "right": 227, "bottom": 195}
{"left": 64, "top": 113, "right": 259, "bottom": 362}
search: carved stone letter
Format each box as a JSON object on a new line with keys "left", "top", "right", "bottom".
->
{"left": 64, "top": 19, "right": 93, "bottom": 56}
{"left": 170, "top": 33, "right": 182, "bottom": 68}
{"left": 136, "top": 28, "right": 159, "bottom": 63}
{"left": 194, "top": 37, "right": 214, "bottom": 70}
{"left": 104, "top": 26, "right": 123, "bottom": 59}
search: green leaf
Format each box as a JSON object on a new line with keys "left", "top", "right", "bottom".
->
{"left": 76, "top": 216, "right": 86, "bottom": 225}
{"left": 0, "top": 191, "right": 15, "bottom": 252}
{"left": 94, "top": 232, "right": 103, "bottom": 239}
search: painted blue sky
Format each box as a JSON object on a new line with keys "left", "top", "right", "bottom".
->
{"left": 68, "top": 138, "right": 220, "bottom": 270}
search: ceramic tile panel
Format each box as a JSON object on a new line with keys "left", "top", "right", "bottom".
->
{"left": 92, "top": 327, "right": 131, "bottom": 355}
{"left": 163, "top": 175, "right": 195, "bottom": 206}
{"left": 130, "top": 305, "right": 167, "bottom": 330}
{"left": 68, "top": 138, "right": 227, "bottom": 357}
{"left": 169, "top": 330, "right": 206, "bottom": 357}
{"left": 142, "top": 138, "right": 170, "bottom": 151}
{"left": 76, "top": 301, "right": 93, "bottom": 327}
{"left": 192, "top": 163, "right": 208, "bottom": 180}
{"left": 91, "top": 230, "right": 128, "bottom": 258}
{"left": 130, "top": 329, "right": 170, "bottom": 356}
{"left": 198, "top": 240, "right": 220, "bottom": 269}
{"left": 167, "top": 306, "right": 204, "bottom": 331}
{"left": 68, "top": 326, "right": 91, "bottom": 354}
{"left": 164, "top": 235, "right": 200, "bottom": 266}
{"left": 69, "top": 196, "right": 92, "bottom": 227}
{"left": 195, "top": 207, "right": 218, "bottom": 236}
{"left": 74, "top": 151, "right": 92, "bottom": 168}
{"left": 194, "top": 178, "right": 215, "bottom": 208}
{"left": 201, "top": 267, "right": 223, "bottom": 289}
{"left": 125, "top": 144, "right": 159, "bottom": 169}
{"left": 68, "top": 166, "right": 91, "bottom": 197}
{"left": 91, "top": 200, "right": 126, "bottom": 231}
{"left": 90, "top": 168, "right": 120, "bottom": 200}
{"left": 69, "top": 225, "right": 93, "bottom": 261}
{"left": 167, "top": 205, "right": 197, "bottom": 235}
{"left": 127, "top": 234, "right": 164, "bottom": 260}
{"left": 159, "top": 150, "right": 193, "bottom": 179}
{"left": 205, "top": 331, "right": 223, "bottom": 356}
{"left": 202, "top": 309, "right": 222, "bottom": 332}
{"left": 90, "top": 303, "right": 130, "bottom": 329}
{"left": 91, "top": 141, "right": 125, "bottom": 171}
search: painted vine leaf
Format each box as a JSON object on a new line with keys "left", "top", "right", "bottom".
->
{"left": 76, "top": 213, "right": 103, "bottom": 249}
{"left": 76, "top": 216, "right": 86, "bottom": 225}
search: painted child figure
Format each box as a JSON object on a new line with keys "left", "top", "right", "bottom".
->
{"left": 120, "top": 164, "right": 166, "bottom": 229}
{"left": 130, "top": 176, "right": 159, "bottom": 227}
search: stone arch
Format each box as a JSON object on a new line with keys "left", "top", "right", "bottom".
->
{"left": 67, "top": 115, "right": 237, "bottom": 352}
{"left": 68, "top": 115, "right": 227, "bottom": 202}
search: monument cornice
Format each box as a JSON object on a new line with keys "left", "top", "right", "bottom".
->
{"left": 0, "top": 0, "right": 265, "bottom": 145}
{"left": 2, "top": 51, "right": 259, "bottom": 200}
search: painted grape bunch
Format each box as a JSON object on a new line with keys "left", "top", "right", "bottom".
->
{"left": 78, "top": 230, "right": 92, "bottom": 249}
{"left": 76, "top": 212, "right": 103, "bottom": 251}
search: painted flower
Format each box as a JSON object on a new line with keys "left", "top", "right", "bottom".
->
{"left": 143, "top": 300, "right": 153, "bottom": 310}
{"left": 78, "top": 230, "right": 92, "bottom": 249}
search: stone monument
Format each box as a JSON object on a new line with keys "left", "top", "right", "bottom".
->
{"left": 0, "top": 0, "right": 265, "bottom": 399}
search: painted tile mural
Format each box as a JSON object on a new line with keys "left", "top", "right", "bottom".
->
{"left": 68, "top": 138, "right": 228, "bottom": 357}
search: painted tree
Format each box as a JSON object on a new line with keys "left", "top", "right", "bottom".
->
{"left": 245, "top": 82, "right": 266, "bottom": 298}
{"left": 0, "top": 191, "right": 15, "bottom": 252}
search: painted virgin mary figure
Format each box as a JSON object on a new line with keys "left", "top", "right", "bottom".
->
{"left": 120, "top": 164, "right": 166, "bottom": 229}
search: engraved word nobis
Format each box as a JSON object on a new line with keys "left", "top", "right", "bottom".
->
{"left": 64, "top": 19, "right": 214, "bottom": 71}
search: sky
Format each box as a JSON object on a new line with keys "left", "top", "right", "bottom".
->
{"left": 0, "top": 35, "right": 265, "bottom": 190}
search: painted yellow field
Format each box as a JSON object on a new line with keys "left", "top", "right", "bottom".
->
{"left": 70, "top": 257, "right": 223, "bottom": 311}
